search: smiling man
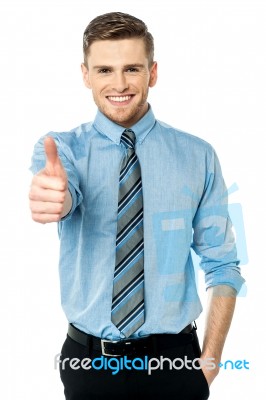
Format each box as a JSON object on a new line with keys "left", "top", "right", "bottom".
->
{"left": 29, "top": 12, "right": 244, "bottom": 400}
{"left": 81, "top": 38, "right": 157, "bottom": 127}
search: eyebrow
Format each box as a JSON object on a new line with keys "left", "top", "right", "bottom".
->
{"left": 92, "top": 63, "right": 146, "bottom": 70}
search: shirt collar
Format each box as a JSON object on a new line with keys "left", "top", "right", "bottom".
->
{"left": 93, "top": 105, "right": 156, "bottom": 145}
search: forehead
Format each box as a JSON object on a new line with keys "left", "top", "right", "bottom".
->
{"left": 87, "top": 38, "right": 148, "bottom": 65}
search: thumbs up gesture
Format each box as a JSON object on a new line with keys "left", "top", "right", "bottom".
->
{"left": 29, "top": 137, "right": 72, "bottom": 223}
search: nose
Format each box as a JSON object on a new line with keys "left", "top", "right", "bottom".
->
{"left": 112, "top": 72, "right": 129, "bottom": 93}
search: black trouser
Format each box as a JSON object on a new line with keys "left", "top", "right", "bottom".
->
{"left": 59, "top": 329, "right": 210, "bottom": 400}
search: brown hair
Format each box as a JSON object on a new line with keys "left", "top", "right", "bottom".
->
{"left": 83, "top": 12, "right": 154, "bottom": 67}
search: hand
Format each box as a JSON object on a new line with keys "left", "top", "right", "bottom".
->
{"left": 29, "top": 137, "right": 70, "bottom": 223}
{"left": 200, "top": 356, "right": 220, "bottom": 387}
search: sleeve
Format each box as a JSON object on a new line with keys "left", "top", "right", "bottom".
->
{"left": 191, "top": 147, "right": 245, "bottom": 293}
{"left": 29, "top": 132, "right": 83, "bottom": 221}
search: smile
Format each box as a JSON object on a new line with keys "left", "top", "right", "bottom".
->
{"left": 107, "top": 95, "right": 133, "bottom": 103}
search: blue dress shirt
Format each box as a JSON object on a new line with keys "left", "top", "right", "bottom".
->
{"left": 30, "top": 106, "right": 245, "bottom": 340}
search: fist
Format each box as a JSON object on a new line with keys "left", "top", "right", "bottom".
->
{"left": 29, "top": 137, "right": 70, "bottom": 223}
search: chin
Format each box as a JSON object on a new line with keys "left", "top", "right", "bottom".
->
{"left": 103, "top": 110, "right": 135, "bottom": 126}
{"left": 104, "top": 105, "right": 145, "bottom": 126}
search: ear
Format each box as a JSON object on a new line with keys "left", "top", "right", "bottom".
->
{"left": 81, "top": 63, "right": 91, "bottom": 89}
{"left": 149, "top": 62, "right": 158, "bottom": 88}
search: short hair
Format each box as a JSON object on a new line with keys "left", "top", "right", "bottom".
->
{"left": 83, "top": 12, "right": 154, "bottom": 67}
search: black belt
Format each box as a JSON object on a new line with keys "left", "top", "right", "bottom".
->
{"left": 67, "top": 323, "right": 195, "bottom": 357}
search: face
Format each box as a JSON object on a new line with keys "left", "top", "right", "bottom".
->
{"left": 81, "top": 38, "right": 157, "bottom": 127}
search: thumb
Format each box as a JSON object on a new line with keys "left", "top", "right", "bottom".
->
{"left": 44, "top": 136, "right": 65, "bottom": 177}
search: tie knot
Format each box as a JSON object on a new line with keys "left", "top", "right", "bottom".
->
{"left": 121, "top": 129, "right": 136, "bottom": 149}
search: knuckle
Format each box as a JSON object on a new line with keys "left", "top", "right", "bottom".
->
{"left": 28, "top": 188, "right": 36, "bottom": 200}
{"left": 29, "top": 187, "right": 41, "bottom": 201}
{"left": 60, "top": 191, "right": 67, "bottom": 202}
{"left": 59, "top": 180, "right": 67, "bottom": 191}
{"left": 55, "top": 214, "right": 61, "bottom": 222}
{"left": 57, "top": 204, "right": 64, "bottom": 214}
{"left": 31, "top": 214, "right": 45, "bottom": 224}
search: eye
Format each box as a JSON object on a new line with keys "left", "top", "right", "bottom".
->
{"left": 126, "top": 67, "right": 139, "bottom": 73}
{"left": 98, "top": 68, "right": 111, "bottom": 74}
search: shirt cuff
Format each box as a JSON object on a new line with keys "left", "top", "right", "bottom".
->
{"left": 60, "top": 182, "right": 82, "bottom": 222}
{"left": 205, "top": 267, "right": 245, "bottom": 294}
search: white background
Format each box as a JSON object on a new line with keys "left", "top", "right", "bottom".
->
{"left": 0, "top": 0, "right": 265, "bottom": 398}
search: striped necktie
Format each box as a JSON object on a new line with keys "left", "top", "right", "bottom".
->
{"left": 111, "top": 129, "right": 145, "bottom": 338}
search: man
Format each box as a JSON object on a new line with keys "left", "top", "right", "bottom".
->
{"left": 29, "top": 12, "right": 245, "bottom": 400}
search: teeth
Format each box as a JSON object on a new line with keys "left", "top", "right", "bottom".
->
{"left": 108, "top": 96, "right": 131, "bottom": 102}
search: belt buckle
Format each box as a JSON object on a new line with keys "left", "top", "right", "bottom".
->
{"left": 101, "top": 339, "right": 121, "bottom": 357}
{"left": 101, "top": 339, "right": 133, "bottom": 357}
